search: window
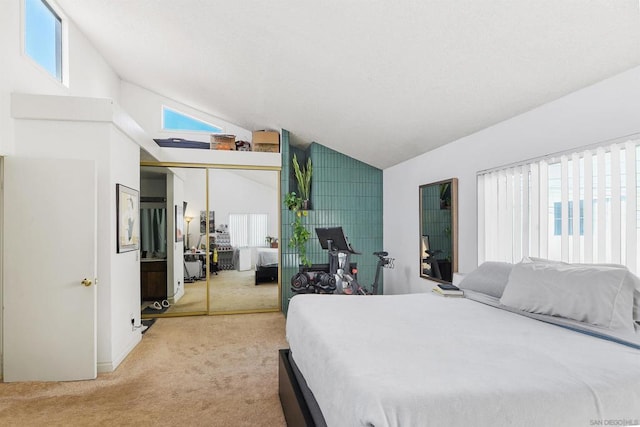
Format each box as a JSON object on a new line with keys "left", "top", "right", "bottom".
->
{"left": 478, "top": 137, "right": 639, "bottom": 273}
{"left": 553, "top": 200, "right": 584, "bottom": 236}
{"left": 25, "top": 0, "right": 62, "bottom": 82}
{"left": 229, "top": 214, "right": 268, "bottom": 247}
{"left": 162, "top": 107, "right": 223, "bottom": 133}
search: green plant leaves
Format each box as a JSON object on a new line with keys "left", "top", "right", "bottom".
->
{"left": 292, "top": 154, "right": 312, "bottom": 201}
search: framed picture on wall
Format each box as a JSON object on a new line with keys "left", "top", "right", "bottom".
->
{"left": 116, "top": 184, "right": 140, "bottom": 253}
{"left": 175, "top": 204, "right": 184, "bottom": 242}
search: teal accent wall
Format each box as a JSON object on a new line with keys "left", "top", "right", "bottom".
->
{"left": 280, "top": 130, "right": 383, "bottom": 314}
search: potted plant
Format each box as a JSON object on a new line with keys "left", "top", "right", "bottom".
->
{"left": 292, "top": 154, "right": 312, "bottom": 210}
{"left": 284, "top": 192, "right": 312, "bottom": 267}
{"left": 265, "top": 236, "right": 278, "bottom": 248}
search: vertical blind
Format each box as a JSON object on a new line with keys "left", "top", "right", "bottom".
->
{"left": 477, "top": 136, "right": 639, "bottom": 274}
{"left": 229, "top": 214, "right": 268, "bottom": 247}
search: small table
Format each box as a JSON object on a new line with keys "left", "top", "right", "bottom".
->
{"left": 184, "top": 251, "right": 207, "bottom": 279}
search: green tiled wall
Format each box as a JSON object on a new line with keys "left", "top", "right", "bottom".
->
{"left": 280, "top": 130, "right": 383, "bottom": 314}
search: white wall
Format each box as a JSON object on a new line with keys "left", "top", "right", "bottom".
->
{"left": 182, "top": 168, "right": 208, "bottom": 249}
{"left": 0, "top": 0, "right": 120, "bottom": 155}
{"left": 107, "top": 126, "right": 142, "bottom": 370}
{"left": 2, "top": 0, "right": 280, "bottom": 379}
{"left": 181, "top": 169, "right": 279, "bottom": 256}
{"left": 10, "top": 97, "right": 142, "bottom": 373}
{"left": 119, "top": 81, "right": 281, "bottom": 168}
{"left": 168, "top": 173, "right": 185, "bottom": 301}
{"left": 119, "top": 81, "right": 252, "bottom": 143}
{"left": 3, "top": 0, "right": 142, "bottom": 376}
{"left": 209, "top": 169, "right": 279, "bottom": 241}
{"left": 383, "top": 66, "right": 640, "bottom": 294}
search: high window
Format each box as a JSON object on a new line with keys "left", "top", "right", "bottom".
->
{"left": 478, "top": 136, "right": 639, "bottom": 273}
{"left": 25, "top": 0, "right": 62, "bottom": 82}
{"left": 162, "top": 107, "right": 223, "bottom": 133}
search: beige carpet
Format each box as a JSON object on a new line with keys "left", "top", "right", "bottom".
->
{"left": 208, "top": 270, "right": 278, "bottom": 312}
{"left": 0, "top": 313, "right": 288, "bottom": 426}
{"left": 167, "top": 270, "right": 279, "bottom": 314}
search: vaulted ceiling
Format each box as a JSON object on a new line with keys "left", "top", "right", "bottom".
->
{"left": 56, "top": 0, "right": 640, "bottom": 169}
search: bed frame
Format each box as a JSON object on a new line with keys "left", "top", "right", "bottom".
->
{"left": 278, "top": 349, "right": 326, "bottom": 427}
{"left": 255, "top": 265, "right": 278, "bottom": 285}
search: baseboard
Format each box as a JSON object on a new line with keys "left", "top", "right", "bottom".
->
{"left": 171, "top": 286, "right": 185, "bottom": 304}
{"left": 97, "top": 332, "right": 142, "bottom": 374}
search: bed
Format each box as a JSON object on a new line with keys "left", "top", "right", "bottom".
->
{"left": 255, "top": 247, "right": 279, "bottom": 285}
{"left": 280, "top": 258, "right": 640, "bottom": 427}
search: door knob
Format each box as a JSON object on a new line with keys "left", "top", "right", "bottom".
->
{"left": 81, "top": 278, "right": 92, "bottom": 287}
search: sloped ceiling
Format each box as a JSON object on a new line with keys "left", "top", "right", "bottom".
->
{"left": 56, "top": 0, "right": 640, "bottom": 169}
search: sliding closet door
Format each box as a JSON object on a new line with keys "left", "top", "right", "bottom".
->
{"left": 207, "top": 168, "right": 280, "bottom": 314}
{"left": 139, "top": 164, "right": 281, "bottom": 317}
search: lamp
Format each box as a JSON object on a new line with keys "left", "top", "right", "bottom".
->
{"left": 185, "top": 216, "right": 194, "bottom": 249}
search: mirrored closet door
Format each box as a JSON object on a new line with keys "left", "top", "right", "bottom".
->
{"left": 140, "top": 166, "right": 208, "bottom": 316}
{"left": 207, "top": 168, "right": 280, "bottom": 314}
{"left": 140, "top": 164, "right": 280, "bottom": 319}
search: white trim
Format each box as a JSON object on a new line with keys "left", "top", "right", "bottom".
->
{"left": 97, "top": 333, "right": 141, "bottom": 374}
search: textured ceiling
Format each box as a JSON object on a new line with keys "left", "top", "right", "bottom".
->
{"left": 56, "top": 0, "right": 640, "bottom": 169}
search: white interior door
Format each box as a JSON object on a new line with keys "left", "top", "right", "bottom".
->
{"left": 3, "top": 157, "right": 97, "bottom": 382}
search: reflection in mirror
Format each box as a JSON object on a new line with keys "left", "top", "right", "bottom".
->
{"left": 140, "top": 164, "right": 281, "bottom": 318}
{"left": 169, "top": 167, "right": 208, "bottom": 315}
{"left": 208, "top": 168, "right": 280, "bottom": 313}
{"left": 419, "top": 178, "right": 458, "bottom": 283}
{"left": 140, "top": 166, "right": 207, "bottom": 316}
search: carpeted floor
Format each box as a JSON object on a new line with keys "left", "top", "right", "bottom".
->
{"left": 0, "top": 313, "right": 288, "bottom": 426}
{"left": 157, "top": 270, "right": 279, "bottom": 315}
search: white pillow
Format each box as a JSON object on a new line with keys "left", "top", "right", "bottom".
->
{"left": 500, "top": 260, "right": 636, "bottom": 332}
{"left": 525, "top": 257, "right": 640, "bottom": 322}
{"left": 457, "top": 262, "right": 514, "bottom": 298}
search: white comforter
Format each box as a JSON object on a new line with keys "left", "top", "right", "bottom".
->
{"left": 286, "top": 293, "right": 640, "bottom": 427}
{"left": 256, "top": 248, "right": 278, "bottom": 267}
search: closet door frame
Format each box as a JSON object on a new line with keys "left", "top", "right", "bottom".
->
{"left": 140, "top": 161, "right": 281, "bottom": 319}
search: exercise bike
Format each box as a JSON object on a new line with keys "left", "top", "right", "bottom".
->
{"left": 290, "top": 227, "right": 394, "bottom": 295}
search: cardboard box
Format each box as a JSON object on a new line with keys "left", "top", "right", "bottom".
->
{"left": 254, "top": 143, "right": 280, "bottom": 153}
{"left": 252, "top": 131, "right": 280, "bottom": 152}
{"left": 210, "top": 134, "right": 236, "bottom": 150}
{"left": 252, "top": 131, "right": 279, "bottom": 144}
{"left": 216, "top": 142, "right": 236, "bottom": 150}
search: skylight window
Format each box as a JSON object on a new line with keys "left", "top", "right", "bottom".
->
{"left": 162, "top": 107, "right": 223, "bottom": 133}
{"left": 25, "top": 0, "right": 62, "bottom": 82}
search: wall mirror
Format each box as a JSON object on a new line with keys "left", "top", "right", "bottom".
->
{"left": 419, "top": 178, "right": 458, "bottom": 283}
